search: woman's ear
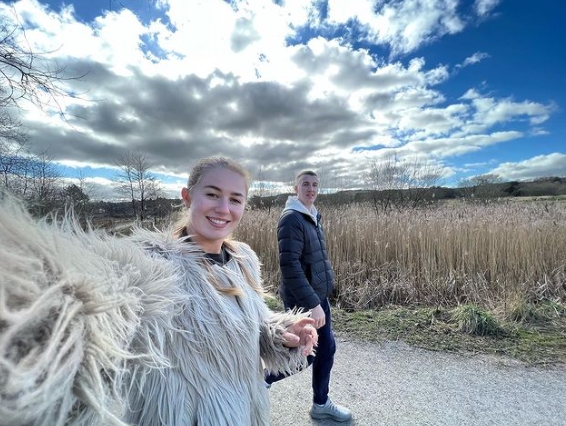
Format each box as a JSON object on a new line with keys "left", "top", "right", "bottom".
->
{"left": 181, "top": 187, "right": 191, "bottom": 208}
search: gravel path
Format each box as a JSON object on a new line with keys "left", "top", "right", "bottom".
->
{"left": 269, "top": 337, "right": 566, "bottom": 426}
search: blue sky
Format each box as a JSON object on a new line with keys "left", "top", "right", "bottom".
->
{"left": 1, "top": 0, "right": 564, "bottom": 199}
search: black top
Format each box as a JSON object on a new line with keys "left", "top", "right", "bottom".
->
{"left": 180, "top": 227, "right": 230, "bottom": 266}
{"left": 204, "top": 248, "right": 230, "bottom": 266}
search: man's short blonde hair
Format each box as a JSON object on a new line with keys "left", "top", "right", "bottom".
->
{"left": 294, "top": 170, "right": 318, "bottom": 185}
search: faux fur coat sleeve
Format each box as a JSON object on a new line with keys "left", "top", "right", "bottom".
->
{"left": 233, "top": 242, "right": 312, "bottom": 376}
{"left": 0, "top": 196, "right": 181, "bottom": 426}
{"left": 0, "top": 196, "right": 312, "bottom": 426}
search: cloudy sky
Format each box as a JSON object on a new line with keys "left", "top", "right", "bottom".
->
{"left": 1, "top": 0, "right": 564, "bottom": 199}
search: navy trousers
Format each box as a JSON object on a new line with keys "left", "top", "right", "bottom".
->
{"left": 266, "top": 298, "right": 336, "bottom": 405}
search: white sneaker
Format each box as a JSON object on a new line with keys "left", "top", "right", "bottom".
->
{"left": 309, "top": 398, "right": 352, "bottom": 422}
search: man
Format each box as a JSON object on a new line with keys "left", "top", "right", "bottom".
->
{"left": 266, "top": 170, "right": 352, "bottom": 422}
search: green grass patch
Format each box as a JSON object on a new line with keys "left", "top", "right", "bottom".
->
{"left": 331, "top": 304, "right": 566, "bottom": 365}
{"left": 264, "top": 293, "right": 284, "bottom": 311}
{"left": 451, "top": 304, "right": 502, "bottom": 336}
{"left": 264, "top": 294, "right": 566, "bottom": 365}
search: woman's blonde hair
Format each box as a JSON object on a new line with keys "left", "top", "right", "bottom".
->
{"left": 172, "top": 156, "right": 260, "bottom": 296}
{"left": 186, "top": 156, "right": 252, "bottom": 194}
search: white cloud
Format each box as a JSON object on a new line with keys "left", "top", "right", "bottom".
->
{"left": 460, "top": 52, "right": 489, "bottom": 67}
{"left": 490, "top": 153, "right": 566, "bottom": 181}
{"left": 470, "top": 97, "right": 552, "bottom": 128}
{"left": 0, "top": 0, "right": 560, "bottom": 195}
{"left": 327, "top": 0, "right": 465, "bottom": 55}
{"left": 474, "top": 0, "right": 501, "bottom": 17}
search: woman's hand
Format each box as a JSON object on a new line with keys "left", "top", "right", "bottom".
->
{"left": 282, "top": 317, "right": 318, "bottom": 356}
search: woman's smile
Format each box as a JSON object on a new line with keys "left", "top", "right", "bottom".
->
{"left": 207, "top": 216, "right": 230, "bottom": 227}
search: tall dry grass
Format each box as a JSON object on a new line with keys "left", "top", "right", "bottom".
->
{"left": 235, "top": 200, "right": 566, "bottom": 311}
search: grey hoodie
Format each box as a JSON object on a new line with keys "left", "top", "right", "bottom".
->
{"left": 282, "top": 195, "right": 318, "bottom": 225}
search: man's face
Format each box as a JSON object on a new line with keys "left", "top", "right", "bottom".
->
{"left": 295, "top": 174, "right": 319, "bottom": 208}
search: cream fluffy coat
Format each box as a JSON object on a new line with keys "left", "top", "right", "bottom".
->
{"left": 0, "top": 197, "right": 309, "bottom": 426}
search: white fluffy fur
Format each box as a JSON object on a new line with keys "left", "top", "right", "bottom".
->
{"left": 0, "top": 196, "right": 310, "bottom": 425}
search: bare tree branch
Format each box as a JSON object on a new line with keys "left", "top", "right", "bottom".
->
{"left": 366, "top": 153, "right": 444, "bottom": 213}
{"left": 114, "top": 149, "right": 162, "bottom": 220}
{"left": 0, "top": 9, "right": 87, "bottom": 113}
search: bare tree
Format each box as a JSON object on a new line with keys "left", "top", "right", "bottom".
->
{"left": 62, "top": 170, "right": 97, "bottom": 222}
{"left": 458, "top": 173, "right": 504, "bottom": 202}
{"left": 365, "top": 153, "right": 403, "bottom": 214}
{"left": 0, "top": 128, "right": 28, "bottom": 190}
{"left": 0, "top": 140, "right": 64, "bottom": 214}
{"left": 27, "top": 150, "right": 63, "bottom": 215}
{"left": 114, "top": 150, "right": 161, "bottom": 220}
{"left": 249, "top": 164, "right": 272, "bottom": 210}
{"left": 402, "top": 157, "right": 445, "bottom": 208}
{"left": 256, "top": 165, "right": 267, "bottom": 198}
{"left": 75, "top": 169, "right": 101, "bottom": 208}
{"left": 366, "top": 153, "right": 444, "bottom": 214}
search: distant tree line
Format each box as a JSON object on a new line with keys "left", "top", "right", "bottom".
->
{"left": 2, "top": 139, "right": 565, "bottom": 224}
{"left": 0, "top": 140, "right": 83, "bottom": 216}
{"left": 248, "top": 176, "right": 566, "bottom": 213}
{"left": 0, "top": 146, "right": 164, "bottom": 222}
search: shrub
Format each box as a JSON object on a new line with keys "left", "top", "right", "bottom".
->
{"left": 451, "top": 304, "right": 501, "bottom": 336}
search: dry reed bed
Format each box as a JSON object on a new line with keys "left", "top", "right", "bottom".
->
{"left": 236, "top": 200, "right": 566, "bottom": 310}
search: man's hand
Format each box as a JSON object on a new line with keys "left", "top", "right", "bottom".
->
{"left": 310, "top": 304, "right": 326, "bottom": 329}
{"left": 282, "top": 317, "right": 318, "bottom": 356}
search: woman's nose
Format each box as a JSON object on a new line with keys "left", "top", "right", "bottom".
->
{"left": 216, "top": 197, "right": 230, "bottom": 213}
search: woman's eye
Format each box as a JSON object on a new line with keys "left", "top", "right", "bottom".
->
{"left": 231, "top": 198, "right": 242, "bottom": 204}
{"left": 206, "top": 193, "right": 219, "bottom": 198}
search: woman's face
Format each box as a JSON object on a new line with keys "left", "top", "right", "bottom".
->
{"left": 182, "top": 168, "right": 247, "bottom": 253}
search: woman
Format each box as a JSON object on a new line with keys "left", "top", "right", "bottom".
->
{"left": 0, "top": 156, "right": 317, "bottom": 426}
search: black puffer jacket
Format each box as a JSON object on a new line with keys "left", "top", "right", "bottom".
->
{"left": 277, "top": 208, "right": 335, "bottom": 310}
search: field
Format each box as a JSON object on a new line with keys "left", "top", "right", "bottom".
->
{"left": 235, "top": 199, "right": 566, "bottom": 364}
